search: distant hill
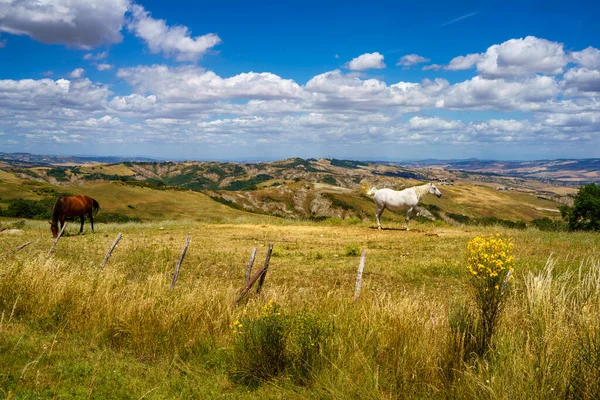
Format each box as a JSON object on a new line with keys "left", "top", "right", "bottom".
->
{"left": 0, "top": 152, "right": 157, "bottom": 167}
{"left": 400, "top": 159, "right": 600, "bottom": 184}
{"left": 0, "top": 156, "right": 578, "bottom": 224}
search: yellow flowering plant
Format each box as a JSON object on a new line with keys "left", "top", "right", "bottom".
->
{"left": 465, "top": 234, "right": 515, "bottom": 355}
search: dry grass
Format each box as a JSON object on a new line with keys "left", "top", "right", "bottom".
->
{"left": 0, "top": 218, "right": 599, "bottom": 398}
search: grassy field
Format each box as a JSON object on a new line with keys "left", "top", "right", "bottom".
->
{"left": 1, "top": 214, "right": 599, "bottom": 398}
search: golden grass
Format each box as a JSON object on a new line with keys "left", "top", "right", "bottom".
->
{"left": 0, "top": 218, "right": 599, "bottom": 397}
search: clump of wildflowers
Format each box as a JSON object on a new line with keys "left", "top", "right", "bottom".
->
{"left": 466, "top": 234, "right": 515, "bottom": 355}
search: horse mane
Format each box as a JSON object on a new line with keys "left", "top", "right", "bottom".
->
{"left": 413, "top": 183, "right": 431, "bottom": 199}
{"left": 51, "top": 196, "right": 65, "bottom": 223}
{"left": 367, "top": 186, "right": 378, "bottom": 196}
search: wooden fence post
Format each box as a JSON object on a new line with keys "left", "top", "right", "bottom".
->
{"left": 99, "top": 233, "right": 122, "bottom": 269}
{"left": 48, "top": 222, "right": 67, "bottom": 256}
{"left": 232, "top": 263, "right": 269, "bottom": 306}
{"left": 256, "top": 244, "right": 273, "bottom": 294}
{"left": 13, "top": 241, "right": 32, "bottom": 254}
{"left": 354, "top": 250, "right": 367, "bottom": 301}
{"left": 245, "top": 248, "right": 257, "bottom": 284}
{"left": 170, "top": 235, "right": 190, "bottom": 289}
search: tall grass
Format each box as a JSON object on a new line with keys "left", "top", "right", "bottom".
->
{"left": 0, "top": 221, "right": 599, "bottom": 398}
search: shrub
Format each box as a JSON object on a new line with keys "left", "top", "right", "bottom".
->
{"left": 530, "top": 217, "right": 567, "bottom": 231}
{"left": 465, "top": 234, "right": 514, "bottom": 356}
{"left": 230, "top": 301, "right": 287, "bottom": 386}
{"left": 345, "top": 243, "right": 361, "bottom": 256}
{"left": 229, "top": 301, "right": 330, "bottom": 387}
{"left": 286, "top": 309, "right": 329, "bottom": 385}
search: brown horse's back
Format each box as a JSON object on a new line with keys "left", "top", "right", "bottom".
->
{"left": 60, "top": 194, "right": 95, "bottom": 217}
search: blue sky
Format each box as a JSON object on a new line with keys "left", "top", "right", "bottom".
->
{"left": 1, "top": 0, "right": 599, "bottom": 161}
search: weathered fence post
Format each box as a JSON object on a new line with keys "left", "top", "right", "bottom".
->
{"left": 232, "top": 244, "right": 274, "bottom": 306}
{"left": 245, "top": 248, "right": 257, "bottom": 284}
{"left": 47, "top": 223, "right": 67, "bottom": 256}
{"left": 170, "top": 235, "right": 190, "bottom": 289}
{"left": 13, "top": 241, "right": 32, "bottom": 254}
{"left": 256, "top": 244, "right": 273, "bottom": 294}
{"left": 99, "top": 233, "right": 122, "bottom": 269}
{"left": 353, "top": 250, "right": 367, "bottom": 301}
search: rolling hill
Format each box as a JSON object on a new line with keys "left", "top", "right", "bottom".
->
{"left": 0, "top": 156, "right": 577, "bottom": 226}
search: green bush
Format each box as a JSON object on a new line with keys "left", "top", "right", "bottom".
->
{"left": 230, "top": 301, "right": 287, "bottom": 386}
{"left": 229, "top": 302, "right": 330, "bottom": 387}
{"left": 345, "top": 243, "right": 361, "bottom": 256}
{"left": 530, "top": 217, "right": 567, "bottom": 231}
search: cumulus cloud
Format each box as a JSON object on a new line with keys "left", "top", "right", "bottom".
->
{"left": 68, "top": 68, "right": 85, "bottom": 79}
{"left": 476, "top": 36, "right": 567, "bottom": 78}
{"left": 97, "top": 63, "right": 113, "bottom": 71}
{"left": 446, "top": 53, "right": 483, "bottom": 70}
{"left": 0, "top": 0, "right": 129, "bottom": 49}
{"left": 562, "top": 68, "right": 600, "bottom": 94}
{"left": 344, "top": 52, "right": 386, "bottom": 71}
{"left": 2, "top": 35, "right": 600, "bottom": 156}
{"left": 127, "top": 4, "right": 221, "bottom": 62}
{"left": 430, "top": 37, "right": 569, "bottom": 77}
{"left": 396, "top": 54, "right": 430, "bottom": 68}
{"left": 570, "top": 46, "right": 600, "bottom": 69}
{"left": 117, "top": 65, "right": 304, "bottom": 102}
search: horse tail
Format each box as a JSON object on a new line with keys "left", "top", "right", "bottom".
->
{"left": 92, "top": 198, "right": 100, "bottom": 215}
{"left": 366, "top": 187, "right": 378, "bottom": 196}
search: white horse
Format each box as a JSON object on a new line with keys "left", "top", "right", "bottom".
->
{"left": 367, "top": 183, "right": 442, "bottom": 230}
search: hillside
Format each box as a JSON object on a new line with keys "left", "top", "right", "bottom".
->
{"left": 0, "top": 157, "right": 576, "bottom": 226}
{"left": 402, "top": 158, "right": 600, "bottom": 184}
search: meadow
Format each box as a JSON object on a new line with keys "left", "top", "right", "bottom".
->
{"left": 1, "top": 214, "right": 599, "bottom": 399}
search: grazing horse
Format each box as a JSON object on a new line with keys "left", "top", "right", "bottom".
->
{"left": 367, "top": 183, "right": 442, "bottom": 230}
{"left": 50, "top": 195, "right": 100, "bottom": 237}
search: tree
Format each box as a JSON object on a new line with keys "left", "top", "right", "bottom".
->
{"left": 560, "top": 183, "right": 600, "bottom": 231}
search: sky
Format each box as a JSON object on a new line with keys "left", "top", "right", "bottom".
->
{"left": 0, "top": 0, "right": 600, "bottom": 161}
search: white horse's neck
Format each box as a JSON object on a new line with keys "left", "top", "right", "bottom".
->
{"left": 413, "top": 184, "right": 430, "bottom": 199}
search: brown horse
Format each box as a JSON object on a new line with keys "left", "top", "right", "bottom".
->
{"left": 50, "top": 195, "right": 100, "bottom": 237}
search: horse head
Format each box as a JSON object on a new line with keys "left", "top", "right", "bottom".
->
{"left": 429, "top": 183, "right": 442, "bottom": 198}
{"left": 49, "top": 221, "right": 59, "bottom": 238}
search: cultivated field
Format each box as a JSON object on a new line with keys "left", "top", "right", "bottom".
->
{"left": 1, "top": 215, "right": 599, "bottom": 399}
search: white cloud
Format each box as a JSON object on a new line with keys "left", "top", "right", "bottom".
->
{"left": 569, "top": 46, "right": 600, "bottom": 69}
{"left": 477, "top": 36, "right": 567, "bottom": 78}
{"left": 396, "top": 54, "right": 430, "bottom": 67}
{"left": 42, "top": 71, "right": 54, "bottom": 77}
{"left": 345, "top": 52, "right": 386, "bottom": 71}
{"left": 117, "top": 65, "right": 304, "bottom": 102}
{"left": 2, "top": 35, "right": 600, "bottom": 156}
{"left": 84, "top": 51, "right": 108, "bottom": 61}
{"left": 0, "top": 0, "right": 129, "bottom": 49}
{"left": 440, "top": 75, "right": 560, "bottom": 111}
{"left": 68, "top": 68, "right": 85, "bottom": 79}
{"left": 97, "top": 63, "right": 113, "bottom": 71}
{"left": 128, "top": 4, "right": 221, "bottom": 62}
{"left": 446, "top": 53, "right": 483, "bottom": 70}
{"left": 562, "top": 68, "right": 600, "bottom": 94}
{"left": 408, "top": 116, "right": 464, "bottom": 131}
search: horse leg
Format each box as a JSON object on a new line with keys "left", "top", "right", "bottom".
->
{"left": 79, "top": 215, "right": 85, "bottom": 234}
{"left": 405, "top": 207, "right": 414, "bottom": 230}
{"left": 88, "top": 212, "right": 94, "bottom": 233}
{"left": 376, "top": 206, "right": 385, "bottom": 230}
